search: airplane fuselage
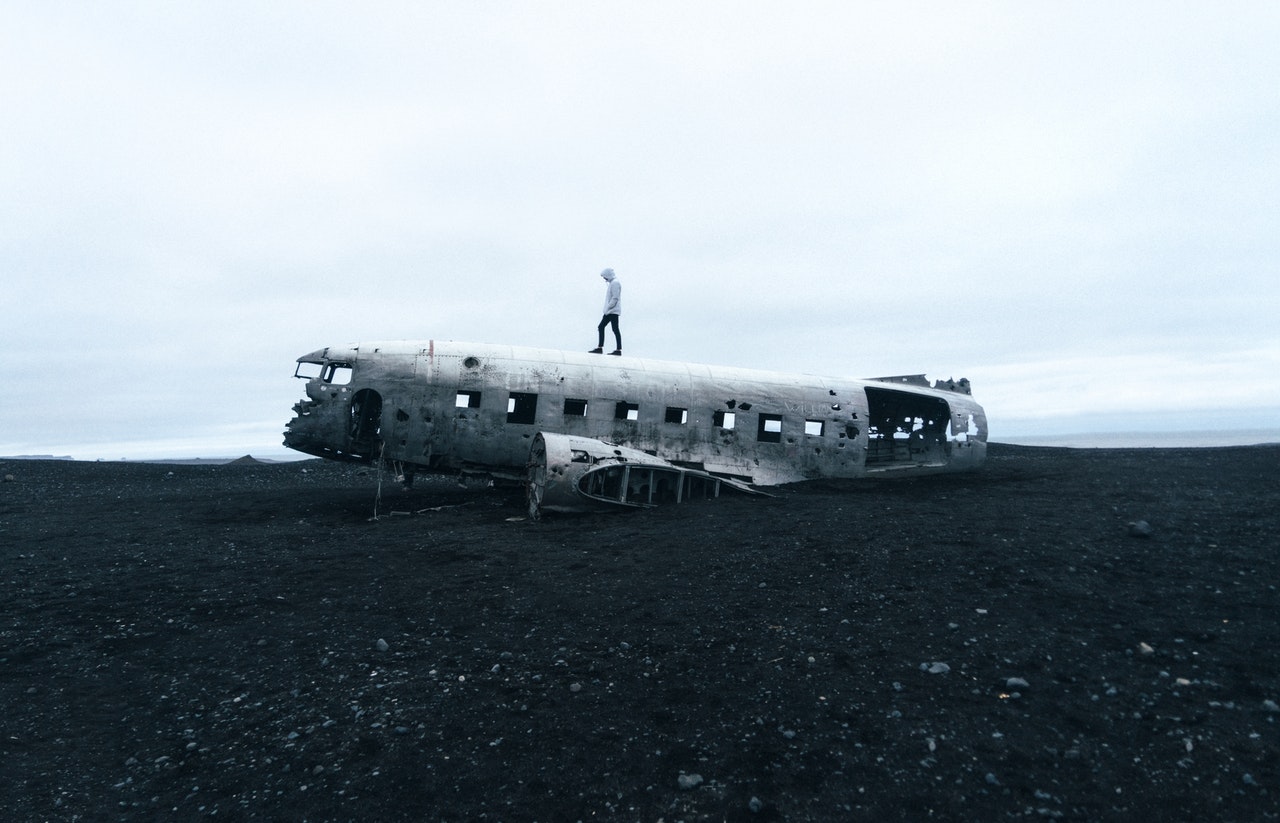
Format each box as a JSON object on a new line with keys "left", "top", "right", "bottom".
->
{"left": 283, "top": 340, "right": 987, "bottom": 487}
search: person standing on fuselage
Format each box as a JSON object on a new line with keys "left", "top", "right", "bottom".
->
{"left": 589, "top": 268, "right": 622, "bottom": 355}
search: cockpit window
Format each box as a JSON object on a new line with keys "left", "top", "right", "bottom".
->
{"left": 296, "top": 360, "right": 353, "bottom": 384}
{"left": 322, "top": 363, "right": 353, "bottom": 385}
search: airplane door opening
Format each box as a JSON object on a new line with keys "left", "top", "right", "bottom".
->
{"left": 864, "top": 387, "right": 950, "bottom": 469}
{"left": 349, "top": 388, "right": 383, "bottom": 457}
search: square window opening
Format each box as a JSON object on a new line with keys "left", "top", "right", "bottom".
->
{"left": 507, "top": 392, "right": 538, "bottom": 424}
{"left": 713, "top": 410, "right": 736, "bottom": 429}
{"left": 757, "top": 413, "right": 783, "bottom": 443}
{"left": 456, "top": 390, "right": 482, "bottom": 409}
{"left": 615, "top": 401, "right": 639, "bottom": 422}
{"left": 665, "top": 407, "right": 688, "bottom": 425}
{"left": 564, "top": 398, "right": 588, "bottom": 417}
{"left": 804, "top": 420, "right": 824, "bottom": 436}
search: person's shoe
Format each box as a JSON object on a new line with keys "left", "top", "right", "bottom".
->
{"left": 588, "top": 347, "right": 603, "bottom": 354}
{"left": 608, "top": 350, "right": 622, "bottom": 356}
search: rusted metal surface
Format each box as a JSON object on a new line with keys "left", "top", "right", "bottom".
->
{"left": 284, "top": 340, "right": 988, "bottom": 510}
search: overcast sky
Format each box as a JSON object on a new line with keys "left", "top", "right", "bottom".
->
{"left": 4, "top": 2, "right": 1278, "bottom": 459}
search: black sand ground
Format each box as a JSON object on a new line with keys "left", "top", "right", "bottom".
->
{"left": 1, "top": 444, "right": 1278, "bottom": 822}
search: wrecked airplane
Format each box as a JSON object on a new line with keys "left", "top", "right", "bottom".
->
{"left": 283, "top": 341, "right": 987, "bottom": 516}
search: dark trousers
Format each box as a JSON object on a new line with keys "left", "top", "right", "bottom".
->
{"left": 597, "top": 314, "right": 621, "bottom": 349}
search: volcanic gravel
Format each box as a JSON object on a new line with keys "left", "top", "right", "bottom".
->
{"left": 1, "top": 443, "right": 1278, "bottom": 821}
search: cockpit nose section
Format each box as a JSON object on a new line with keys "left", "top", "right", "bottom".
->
{"left": 283, "top": 346, "right": 382, "bottom": 462}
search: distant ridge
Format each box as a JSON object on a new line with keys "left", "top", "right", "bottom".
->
{"left": 145, "top": 455, "right": 288, "bottom": 466}
{"left": 1, "top": 455, "right": 74, "bottom": 461}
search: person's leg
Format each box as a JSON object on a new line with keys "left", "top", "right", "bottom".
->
{"left": 609, "top": 315, "right": 621, "bottom": 350}
{"left": 596, "top": 315, "right": 609, "bottom": 349}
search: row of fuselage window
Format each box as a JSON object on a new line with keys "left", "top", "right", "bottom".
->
{"left": 454, "top": 389, "right": 827, "bottom": 443}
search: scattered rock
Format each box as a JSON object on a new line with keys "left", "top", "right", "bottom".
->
{"left": 376, "top": 638, "right": 389, "bottom": 652}
{"left": 1006, "top": 677, "right": 1030, "bottom": 689}
{"left": 1127, "top": 520, "right": 1154, "bottom": 538}
{"left": 678, "top": 773, "right": 703, "bottom": 790}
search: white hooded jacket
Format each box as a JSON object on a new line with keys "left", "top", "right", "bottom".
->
{"left": 600, "top": 269, "right": 621, "bottom": 315}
